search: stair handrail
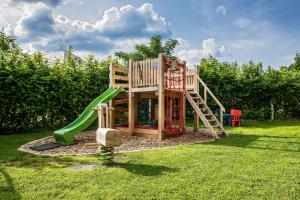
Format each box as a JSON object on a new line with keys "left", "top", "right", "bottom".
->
{"left": 196, "top": 76, "right": 225, "bottom": 112}
{"left": 196, "top": 76, "right": 225, "bottom": 126}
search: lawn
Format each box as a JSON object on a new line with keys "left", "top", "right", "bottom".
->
{"left": 0, "top": 120, "right": 299, "bottom": 200}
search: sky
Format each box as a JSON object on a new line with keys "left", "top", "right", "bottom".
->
{"left": 1, "top": 0, "right": 300, "bottom": 68}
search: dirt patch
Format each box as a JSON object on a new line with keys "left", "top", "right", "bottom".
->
{"left": 66, "top": 165, "right": 98, "bottom": 170}
{"left": 19, "top": 128, "right": 213, "bottom": 156}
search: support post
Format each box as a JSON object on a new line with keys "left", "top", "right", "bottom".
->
{"left": 158, "top": 53, "right": 165, "bottom": 141}
{"left": 204, "top": 88, "right": 207, "bottom": 104}
{"left": 109, "top": 62, "right": 115, "bottom": 128}
{"left": 193, "top": 65, "right": 199, "bottom": 131}
{"left": 128, "top": 59, "right": 135, "bottom": 136}
{"left": 220, "top": 108, "right": 223, "bottom": 128}
{"left": 182, "top": 61, "right": 186, "bottom": 129}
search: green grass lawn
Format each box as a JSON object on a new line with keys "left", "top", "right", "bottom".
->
{"left": 1, "top": 120, "right": 299, "bottom": 200}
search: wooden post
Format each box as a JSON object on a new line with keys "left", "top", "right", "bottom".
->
{"left": 128, "top": 59, "right": 135, "bottom": 136}
{"left": 182, "top": 61, "right": 186, "bottom": 129}
{"left": 204, "top": 88, "right": 207, "bottom": 104}
{"left": 109, "top": 62, "right": 115, "bottom": 128}
{"left": 220, "top": 108, "right": 223, "bottom": 128}
{"left": 158, "top": 53, "right": 165, "bottom": 141}
{"left": 98, "top": 108, "right": 102, "bottom": 128}
{"left": 193, "top": 65, "right": 199, "bottom": 131}
{"left": 109, "top": 62, "right": 115, "bottom": 88}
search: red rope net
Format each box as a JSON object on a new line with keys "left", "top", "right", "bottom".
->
{"left": 164, "top": 60, "right": 185, "bottom": 136}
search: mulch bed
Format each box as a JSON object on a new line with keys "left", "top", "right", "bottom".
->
{"left": 19, "top": 128, "right": 213, "bottom": 156}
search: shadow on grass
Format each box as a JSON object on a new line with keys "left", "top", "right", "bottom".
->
{"left": 205, "top": 133, "right": 300, "bottom": 153}
{"left": 114, "top": 162, "right": 177, "bottom": 176}
{"left": 0, "top": 168, "right": 21, "bottom": 200}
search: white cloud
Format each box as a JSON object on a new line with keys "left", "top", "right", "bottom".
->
{"left": 176, "top": 38, "right": 227, "bottom": 65}
{"left": 216, "top": 5, "right": 226, "bottom": 15}
{"left": 5, "top": 2, "right": 171, "bottom": 53}
{"left": 233, "top": 17, "right": 251, "bottom": 28}
{"left": 94, "top": 3, "right": 170, "bottom": 38}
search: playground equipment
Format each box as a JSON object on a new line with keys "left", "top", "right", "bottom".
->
{"left": 110, "top": 53, "right": 226, "bottom": 140}
{"left": 95, "top": 103, "right": 122, "bottom": 165}
{"left": 53, "top": 87, "right": 124, "bottom": 144}
{"left": 53, "top": 53, "right": 226, "bottom": 144}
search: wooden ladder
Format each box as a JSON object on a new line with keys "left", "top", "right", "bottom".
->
{"left": 185, "top": 68, "right": 226, "bottom": 139}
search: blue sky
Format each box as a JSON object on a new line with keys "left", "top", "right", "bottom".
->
{"left": 1, "top": 0, "right": 300, "bottom": 67}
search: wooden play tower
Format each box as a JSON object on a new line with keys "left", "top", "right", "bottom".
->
{"left": 108, "top": 53, "right": 226, "bottom": 140}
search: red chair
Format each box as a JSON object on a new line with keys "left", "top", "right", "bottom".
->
{"left": 230, "top": 109, "right": 242, "bottom": 127}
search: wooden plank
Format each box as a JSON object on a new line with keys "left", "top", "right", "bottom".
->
{"left": 134, "top": 128, "right": 158, "bottom": 135}
{"left": 115, "top": 92, "right": 128, "bottom": 99}
{"left": 134, "top": 132, "right": 158, "bottom": 139}
{"left": 112, "top": 99, "right": 128, "bottom": 105}
{"left": 131, "top": 86, "right": 159, "bottom": 93}
{"left": 114, "top": 67, "right": 129, "bottom": 73}
{"left": 114, "top": 75, "right": 128, "bottom": 81}
{"left": 136, "top": 92, "right": 158, "bottom": 99}
{"left": 114, "top": 83, "right": 129, "bottom": 88}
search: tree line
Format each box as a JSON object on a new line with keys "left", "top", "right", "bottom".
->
{"left": 0, "top": 33, "right": 299, "bottom": 134}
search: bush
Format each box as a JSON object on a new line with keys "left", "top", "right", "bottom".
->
{"left": 0, "top": 44, "right": 111, "bottom": 134}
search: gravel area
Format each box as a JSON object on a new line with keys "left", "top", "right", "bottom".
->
{"left": 19, "top": 128, "right": 213, "bottom": 156}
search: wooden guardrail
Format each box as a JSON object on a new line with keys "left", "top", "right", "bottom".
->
{"left": 131, "top": 59, "right": 159, "bottom": 88}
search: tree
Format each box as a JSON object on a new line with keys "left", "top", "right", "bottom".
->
{"left": 289, "top": 51, "right": 300, "bottom": 71}
{"left": 0, "top": 31, "right": 20, "bottom": 53}
{"left": 115, "top": 35, "right": 179, "bottom": 61}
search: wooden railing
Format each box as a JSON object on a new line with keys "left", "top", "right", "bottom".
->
{"left": 186, "top": 68, "right": 198, "bottom": 90}
{"left": 131, "top": 59, "right": 160, "bottom": 88}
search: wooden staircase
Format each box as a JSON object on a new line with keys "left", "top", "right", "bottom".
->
{"left": 185, "top": 68, "right": 226, "bottom": 139}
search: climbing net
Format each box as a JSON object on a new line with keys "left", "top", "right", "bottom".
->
{"left": 164, "top": 60, "right": 185, "bottom": 136}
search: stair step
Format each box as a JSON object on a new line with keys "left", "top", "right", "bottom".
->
{"left": 192, "top": 97, "right": 200, "bottom": 99}
{"left": 208, "top": 119, "right": 216, "bottom": 122}
{"left": 204, "top": 114, "right": 211, "bottom": 116}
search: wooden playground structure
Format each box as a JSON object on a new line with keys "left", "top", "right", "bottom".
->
{"left": 103, "top": 53, "right": 226, "bottom": 140}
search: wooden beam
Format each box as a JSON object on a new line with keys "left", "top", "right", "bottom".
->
{"left": 131, "top": 86, "right": 158, "bottom": 93}
{"left": 134, "top": 128, "right": 158, "bottom": 135}
{"left": 115, "top": 92, "right": 128, "bottom": 99}
{"left": 109, "top": 62, "right": 115, "bottom": 88}
{"left": 128, "top": 59, "right": 134, "bottom": 136}
{"left": 158, "top": 53, "right": 165, "bottom": 141}
{"left": 183, "top": 60, "right": 186, "bottom": 129}
{"left": 114, "top": 67, "right": 129, "bottom": 73}
{"left": 135, "top": 92, "right": 158, "bottom": 99}
{"left": 114, "top": 75, "right": 128, "bottom": 81}
{"left": 112, "top": 99, "right": 128, "bottom": 105}
{"left": 114, "top": 83, "right": 129, "bottom": 88}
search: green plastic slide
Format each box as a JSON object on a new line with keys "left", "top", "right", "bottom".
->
{"left": 53, "top": 87, "right": 125, "bottom": 144}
